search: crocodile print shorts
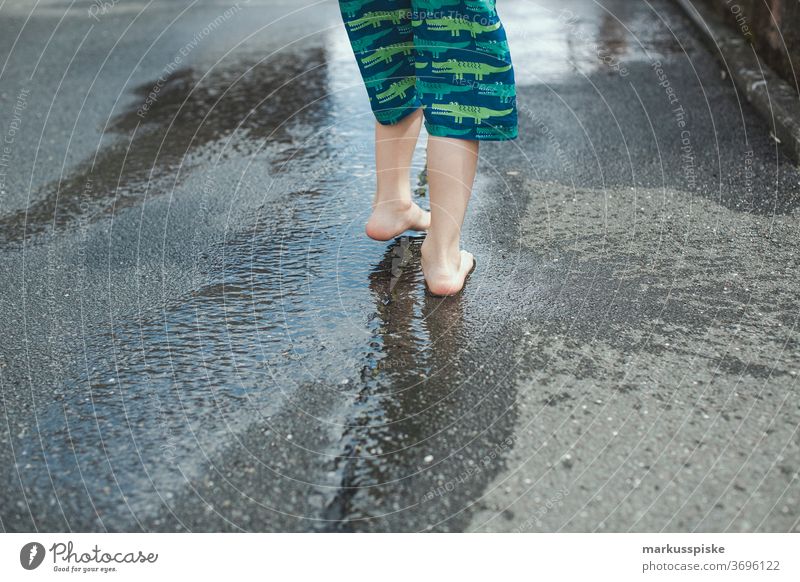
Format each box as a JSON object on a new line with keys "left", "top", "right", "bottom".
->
{"left": 338, "top": 0, "right": 518, "bottom": 141}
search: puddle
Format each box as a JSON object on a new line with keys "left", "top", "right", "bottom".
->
{"left": 4, "top": 0, "right": 799, "bottom": 534}
{"left": 8, "top": 27, "right": 534, "bottom": 531}
{"left": 11, "top": 0, "right": 784, "bottom": 533}
{"left": 316, "top": 237, "right": 526, "bottom": 532}
{"left": 0, "top": 49, "right": 330, "bottom": 246}
{"left": 502, "top": 0, "right": 684, "bottom": 85}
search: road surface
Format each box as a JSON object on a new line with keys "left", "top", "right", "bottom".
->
{"left": 0, "top": 0, "right": 798, "bottom": 532}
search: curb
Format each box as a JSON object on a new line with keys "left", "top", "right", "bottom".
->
{"left": 675, "top": 0, "right": 800, "bottom": 163}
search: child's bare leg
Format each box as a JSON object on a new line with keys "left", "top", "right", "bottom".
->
{"left": 421, "top": 135, "right": 478, "bottom": 296}
{"left": 366, "top": 108, "right": 431, "bottom": 241}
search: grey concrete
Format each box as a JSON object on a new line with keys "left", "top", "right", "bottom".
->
{"left": 677, "top": 0, "right": 800, "bottom": 164}
{"left": 699, "top": 0, "right": 800, "bottom": 89}
{"left": 0, "top": 0, "right": 798, "bottom": 533}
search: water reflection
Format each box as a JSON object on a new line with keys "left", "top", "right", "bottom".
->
{"left": 503, "top": 0, "right": 680, "bottom": 84}
{"left": 3, "top": 1, "right": 583, "bottom": 531}
{"left": 320, "top": 238, "right": 519, "bottom": 532}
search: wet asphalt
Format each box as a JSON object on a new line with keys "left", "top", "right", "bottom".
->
{"left": 0, "top": 0, "right": 798, "bottom": 532}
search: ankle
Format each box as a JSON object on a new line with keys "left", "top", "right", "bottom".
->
{"left": 372, "top": 196, "right": 413, "bottom": 212}
{"left": 421, "top": 235, "right": 461, "bottom": 268}
{"left": 374, "top": 178, "right": 411, "bottom": 205}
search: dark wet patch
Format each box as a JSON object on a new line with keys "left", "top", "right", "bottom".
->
{"left": 715, "top": 354, "right": 794, "bottom": 380}
{"left": 5, "top": 191, "right": 336, "bottom": 530}
{"left": 0, "top": 50, "right": 330, "bottom": 247}
{"left": 3, "top": 77, "right": 534, "bottom": 530}
{"left": 543, "top": 392, "right": 574, "bottom": 406}
{"left": 5, "top": 0, "right": 799, "bottom": 534}
{"left": 504, "top": 177, "right": 800, "bottom": 391}
{"left": 509, "top": 48, "right": 800, "bottom": 215}
{"left": 317, "top": 239, "right": 521, "bottom": 532}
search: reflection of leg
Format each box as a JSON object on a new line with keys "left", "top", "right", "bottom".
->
{"left": 421, "top": 135, "right": 477, "bottom": 296}
{"left": 366, "top": 109, "right": 431, "bottom": 241}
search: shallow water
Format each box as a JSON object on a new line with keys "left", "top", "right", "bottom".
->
{"left": 5, "top": 0, "right": 798, "bottom": 533}
{"left": 7, "top": 20, "right": 536, "bottom": 531}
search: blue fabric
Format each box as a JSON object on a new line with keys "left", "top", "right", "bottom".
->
{"left": 338, "top": 0, "right": 518, "bottom": 141}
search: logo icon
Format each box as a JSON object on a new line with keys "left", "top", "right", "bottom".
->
{"left": 20, "top": 542, "right": 45, "bottom": 570}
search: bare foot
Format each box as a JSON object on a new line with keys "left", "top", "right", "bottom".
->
{"left": 420, "top": 242, "right": 475, "bottom": 297}
{"left": 365, "top": 199, "right": 431, "bottom": 241}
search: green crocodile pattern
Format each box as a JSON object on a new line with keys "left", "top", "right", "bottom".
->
{"left": 338, "top": 0, "right": 518, "bottom": 141}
